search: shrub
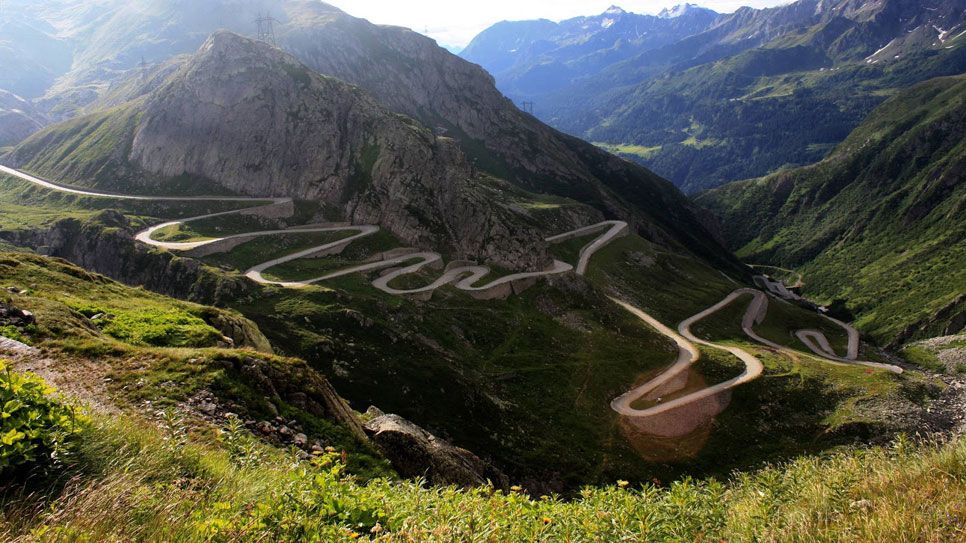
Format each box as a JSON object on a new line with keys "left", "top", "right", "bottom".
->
{"left": 0, "top": 360, "right": 85, "bottom": 474}
{"left": 99, "top": 309, "right": 223, "bottom": 348}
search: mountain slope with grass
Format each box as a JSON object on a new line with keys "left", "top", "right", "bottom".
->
{"left": 0, "top": 91, "right": 48, "bottom": 149}
{"left": 698, "top": 75, "right": 966, "bottom": 346}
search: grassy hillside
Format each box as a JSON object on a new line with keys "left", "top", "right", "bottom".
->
{"left": 591, "top": 36, "right": 966, "bottom": 192}
{"left": 2, "top": 381, "right": 963, "bottom": 542}
{"left": 0, "top": 253, "right": 959, "bottom": 538}
{"left": 0, "top": 253, "right": 387, "bottom": 475}
{"left": 699, "top": 75, "right": 966, "bottom": 346}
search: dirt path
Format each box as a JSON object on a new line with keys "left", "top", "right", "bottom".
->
{"left": 1, "top": 336, "right": 119, "bottom": 415}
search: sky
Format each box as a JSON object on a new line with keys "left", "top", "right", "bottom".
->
{"left": 334, "top": 0, "right": 792, "bottom": 50}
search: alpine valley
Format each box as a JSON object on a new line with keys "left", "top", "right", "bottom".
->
{"left": 0, "top": 1, "right": 963, "bottom": 542}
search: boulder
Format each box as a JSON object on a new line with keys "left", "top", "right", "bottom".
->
{"left": 364, "top": 413, "right": 507, "bottom": 488}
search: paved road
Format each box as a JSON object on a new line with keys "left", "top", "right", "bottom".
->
{"left": 610, "top": 291, "right": 766, "bottom": 417}
{"left": 0, "top": 165, "right": 286, "bottom": 204}
{"left": 1, "top": 166, "right": 624, "bottom": 298}
{"left": 610, "top": 288, "right": 902, "bottom": 418}
{"left": 546, "top": 220, "right": 628, "bottom": 276}
{"left": 749, "top": 264, "right": 805, "bottom": 289}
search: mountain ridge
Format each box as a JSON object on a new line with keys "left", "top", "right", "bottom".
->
{"left": 1, "top": 0, "right": 746, "bottom": 276}
{"left": 7, "top": 31, "right": 579, "bottom": 270}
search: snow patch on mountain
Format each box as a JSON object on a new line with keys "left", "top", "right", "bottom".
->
{"left": 658, "top": 3, "right": 698, "bottom": 19}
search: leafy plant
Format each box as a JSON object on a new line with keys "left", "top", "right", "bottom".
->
{"left": 0, "top": 359, "right": 85, "bottom": 474}
{"left": 218, "top": 414, "right": 265, "bottom": 470}
{"left": 196, "top": 451, "right": 389, "bottom": 542}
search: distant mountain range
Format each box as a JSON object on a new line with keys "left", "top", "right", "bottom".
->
{"left": 461, "top": 0, "right": 966, "bottom": 192}
{"left": 461, "top": 4, "right": 720, "bottom": 98}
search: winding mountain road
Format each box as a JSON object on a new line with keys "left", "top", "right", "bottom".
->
{"left": 0, "top": 166, "right": 619, "bottom": 298}
{"left": 1, "top": 165, "right": 902, "bottom": 421}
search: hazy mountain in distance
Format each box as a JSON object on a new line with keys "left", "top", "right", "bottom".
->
{"left": 460, "top": 4, "right": 720, "bottom": 99}
{"left": 461, "top": 0, "right": 966, "bottom": 193}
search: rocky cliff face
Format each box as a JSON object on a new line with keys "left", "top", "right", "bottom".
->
{"left": 271, "top": 4, "right": 742, "bottom": 273}
{"left": 363, "top": 410, "right": 508, "bottom": 488}
{"left": 1, "top": 210, "right": 254, "bottom": 309}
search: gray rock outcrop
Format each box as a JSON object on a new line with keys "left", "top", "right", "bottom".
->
{"left": 364, "top": 413, "right": 507, "bottom": 488}
{"left": 74, "top": 32, "right": 553, "bottom": 270}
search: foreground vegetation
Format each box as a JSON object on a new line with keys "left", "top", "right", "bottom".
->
{"left": 1, "top": 381, "right": 963, "bottom": 542}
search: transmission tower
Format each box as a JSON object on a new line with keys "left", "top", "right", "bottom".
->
{"left": 255, "top": 13, "right": 278, "bottom": 47}
{"left": 521, "top": 101, "right": 535, "bottom": 114}
{"left": 139, "top": 56, "right": 148, "bottom": 82}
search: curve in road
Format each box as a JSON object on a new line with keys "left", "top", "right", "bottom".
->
{"left": 611, "top": 288, "right": 902, "bottom": 418}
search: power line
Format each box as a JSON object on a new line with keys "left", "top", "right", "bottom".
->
{"left": 255, "top": 12, "right": 278, "bottom": 47}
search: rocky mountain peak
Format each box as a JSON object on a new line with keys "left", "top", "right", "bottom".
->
{"left": 658, "top": 3, "right": 702, "bottom": 18}
{"left": 120, "top": 31, "right": 556, "bottom": 269}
